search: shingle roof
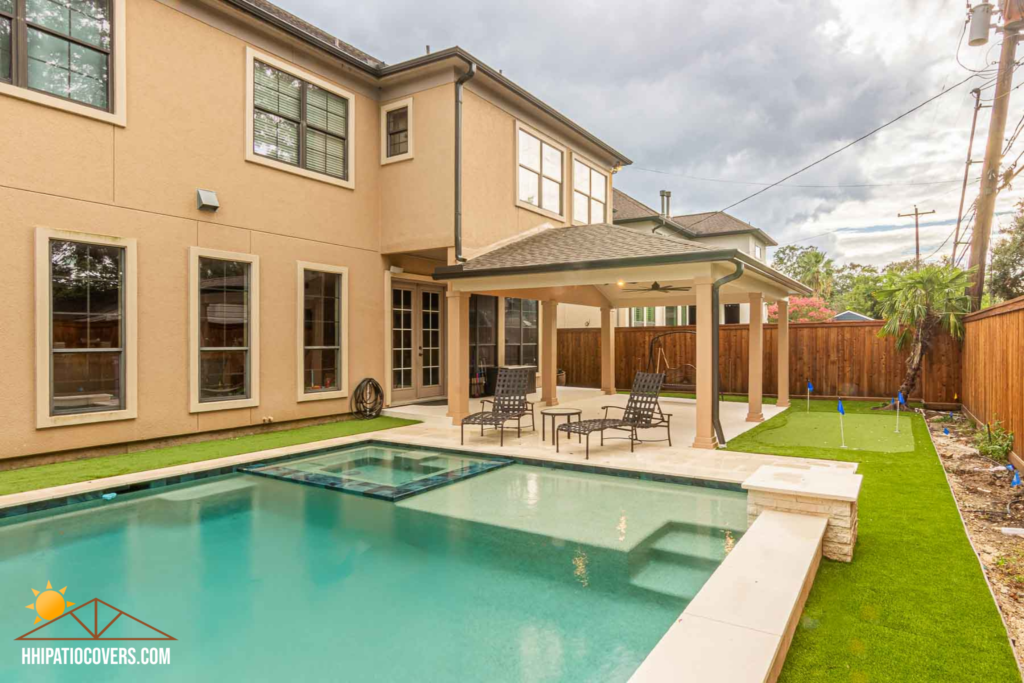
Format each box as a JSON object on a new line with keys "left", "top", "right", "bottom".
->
{"left": 612, "top": 189, "right": 659, "bottom": 221}
{"left": 671, "top": 212, "right": 779, "bottom": 245}
{"left": 460, "top": 223, "right": 711, "bottom": 272}
{"left": 237, "top": 0, "right": 386, "bottom": 69}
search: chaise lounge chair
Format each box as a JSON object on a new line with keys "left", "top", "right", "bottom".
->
{"left": 460, "top": 366, "right": 536, "bottom": 446}
{"left": 555, "top": 372, "right": 671, "bottom": 459}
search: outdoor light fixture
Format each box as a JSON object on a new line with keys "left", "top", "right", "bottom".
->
{"left": 617, "top": 280, "right": 625, "bottom": 287}
{"left": 196, "top": 189, "right": 220, "bottom": 212}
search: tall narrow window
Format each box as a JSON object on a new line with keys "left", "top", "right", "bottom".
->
{"left": 573, "top": 159, "right": 607, "bottom": 223}
{"left": 303, "top": 269, "right": 341, "bottom": 393}
{"left": 504, "top": 298, "right": 538, "bottom": 366}
{"left": 198, "top": 257, "right": 251, "bottom": 403}
{"left": 665, "top": 306, "right": 680, "bottom": 326}
{"left": 1, "top": 2, "right": 12, "bottom": 82}
{"left": 517, "top": 127, "right": 562, "bottom": 215}
{"left": 50, "top": 239, "right": 123, "bottom": 415}
{"left": 252, "top": 57, "right": 350, "bottom": 182}
{"left": 386, "top": 106, "right": 408, "bottom": 157}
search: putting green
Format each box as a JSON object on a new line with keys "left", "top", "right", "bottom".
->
{"left": 754, "top": 411, "right": 915, "bottom": 453}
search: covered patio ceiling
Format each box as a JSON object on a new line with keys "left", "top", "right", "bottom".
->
{"left": 432, "top": 223, "right": 811, "bottom": 451}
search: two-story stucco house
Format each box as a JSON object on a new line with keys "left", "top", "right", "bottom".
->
{"left": 0, "top": 0, "right": 636, "bottom": 464}
{"left": 1, "top": 0, "right": 807, "bottom": 464}
{"left": 559, "top": 189, "right": 779, "bottom": 329}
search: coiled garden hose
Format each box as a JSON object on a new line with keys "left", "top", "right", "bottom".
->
{"left": 352, "top": 378, "right": 385, "bottom": 419}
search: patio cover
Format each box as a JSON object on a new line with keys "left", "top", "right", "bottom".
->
{"left": 433, "top": 223, "right": 811, "bottom": 449}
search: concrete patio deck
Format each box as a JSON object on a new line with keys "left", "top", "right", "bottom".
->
{"left": 382, "top": 387, "right": 857, "bottom": 486}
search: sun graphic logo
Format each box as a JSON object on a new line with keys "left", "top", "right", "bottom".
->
{"left": 25, "top": 582, "right": 74, "bottom": 625}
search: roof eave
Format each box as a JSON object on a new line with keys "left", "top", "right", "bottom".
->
{"left": 433, "top": 248, "right": 810, "bottom": 296}
{"left": 614, "top": 215, "right": 698, "bottom": 240}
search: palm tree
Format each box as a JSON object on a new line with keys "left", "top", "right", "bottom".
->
{"left": 874, "top": 264, "right": 974, "bottom": 400}
{"left": 795, "top": 249, "right": 836, "bottom": 300}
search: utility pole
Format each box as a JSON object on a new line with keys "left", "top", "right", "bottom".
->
{"left": 953, "top": 88, "right": 982, "bottom": 265}
{"left": 967, "top": 17, "right": 1021, "bottom": 308}
{"left": 898, "top": 205, "right": 936, "bottom": 269}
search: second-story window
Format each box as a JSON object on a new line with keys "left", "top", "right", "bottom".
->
{"left": 573, "top": 159, "right": 607, "bottom": 223}
{"left": 1, "top": 0, "right": 112, "bottom": 110}
{"left": 253, "top": 60, "right": 349, "bottom": 181}
{"left": 518, "top": 128, "right": 562, "bottom": 215}
{"left": 386, "top": 107, "right": 408, "bottom": 158}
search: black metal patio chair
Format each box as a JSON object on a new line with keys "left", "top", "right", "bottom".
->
{"left": 555, "top": 372, "right": 672, "bottom": 459}
{"left": 460, "top": 366, "right": 536, "bottom": 446}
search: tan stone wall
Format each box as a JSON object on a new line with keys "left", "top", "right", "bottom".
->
{"left": 747, "top": 490, "right": 858, "bottom": 562}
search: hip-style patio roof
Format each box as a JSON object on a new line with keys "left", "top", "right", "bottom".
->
{"left": 431, "top": 223, "right": 810, "bottom": 451}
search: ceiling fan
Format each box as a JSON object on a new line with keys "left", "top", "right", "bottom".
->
{"left": 620, "top": 281, "right": 691, "bottom": 294}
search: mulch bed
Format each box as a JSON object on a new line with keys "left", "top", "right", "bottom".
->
{"left": 926, "top": 409, "right": 1024, "bottom": 671}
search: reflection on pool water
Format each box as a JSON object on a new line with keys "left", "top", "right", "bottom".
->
{"left": 0, "top": 453, "right": 747, "bottom": 682}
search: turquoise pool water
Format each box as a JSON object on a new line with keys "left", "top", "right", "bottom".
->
{"left": 0, "top": 458, "right": 747, "bottom": 682}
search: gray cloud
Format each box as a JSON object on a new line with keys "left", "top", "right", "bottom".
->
{"left": 277, "top": 0, "right": 1022, "bottom": 266}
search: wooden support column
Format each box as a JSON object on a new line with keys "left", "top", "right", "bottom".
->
{"left": 446, "top": 290, "right": 471, "bottom": 424}
{"left": 747, "top": 292, "right": 765, "bottom": 422}
{"left": 540, "top": 300, "right": 559, "bottom": 406}
{"left": 692, "top": 280, "right": 718, "bottom": 449}
{"left": 601, "top": 307, "right": 616, "bottom": 395}
{"left": 776, "top": 299, "right": 790, "bottom": 408}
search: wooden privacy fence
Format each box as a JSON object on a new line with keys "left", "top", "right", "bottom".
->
{"left": 961, "top": 296, "right": 1024, "bottom": 459}
{"left": 558, "top": 320, "right": 961, "bottom": 405}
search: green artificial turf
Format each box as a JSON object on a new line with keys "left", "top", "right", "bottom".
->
{"left": 727, "top": 400, "right": 1020, "bottom": 682}
{"left": 618, "top": 390, "right": 779, "bottom": 405}
{"left": 754, "top": 411, "right": 915, "bottom": 453}
{"left": 0, "top": 416, "right": 418, "bottom": 496}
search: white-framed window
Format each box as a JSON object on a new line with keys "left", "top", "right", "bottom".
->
{"left": 35, "top": 227, "right": 137, "bottom": 428}
{"left": 296, "top": 262, "right": 349, "bottom": 402}
{"left": 245, "top": 47, "right": 356, "bottom": 189}
{"left": 755, "top": 244, "right": 763, "bottom": 260}
{"left": 631, "top": 307, "right": 656, "bottom": 327}
{"left": 380, "top": 97, "right": 413, "bottom": 164}
{"left": 189, "top": 247, "right": 259, "bottom": 413}
{"left": 0, "top": 0, "right": 126, "bottom": 125}
{"left": 515, "top": 121, "right": 565, "bottom": 220}
{"left": 572, "top": 154, "right": 608, "bottom": 224}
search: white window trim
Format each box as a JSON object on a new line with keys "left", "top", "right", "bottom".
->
{"left": 380, "top": 97, "right": 413, "bottom": 165}
{"left": 244, "top": 46, "right": 356, "bottom": 190}
{"left": 296, "top": 261, "right": 349, "bottom": 402}
{"left": 514, "top": 120, "right": 566, "bottom": 222}
{"left": 189, "top": 246, "right": 260, "bottom": 413}
{"left": 0, "top": 0, "right": 127, "bottom": 126}
{"left": 35, "top": 227, "right": 137, "bottom": 429}
{"left": 571, "top": 152, "right": 610, "bottom": 225}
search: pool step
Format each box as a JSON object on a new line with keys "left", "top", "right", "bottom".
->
{"left": 628, "top": 553, "right": 720, "bottom": 601}
{"left": 645, "top": 523, "right": 743, "bottom": 563}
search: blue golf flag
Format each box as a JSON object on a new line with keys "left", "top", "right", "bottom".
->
{"left": 898, "top": 391, "right": 906, "bottom": 405}
{"left": 837, "top": 398, "right": 845, "bottom": 415}
{"left": 1014, "top": 471, "right": 1021, "bottom": 487}
{"left": 807, "top": 380, "right": 813, "bottom": 392}
{"left": 943, "top": 427, "right": 950, "bottom": 435}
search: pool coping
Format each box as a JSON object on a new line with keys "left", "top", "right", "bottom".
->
{"left": 0, "top": 433, "right": 745, "bottom": 521}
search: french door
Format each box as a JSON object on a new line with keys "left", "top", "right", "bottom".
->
{"left": 390, "top": 282, "right": 445, "bottom": 403}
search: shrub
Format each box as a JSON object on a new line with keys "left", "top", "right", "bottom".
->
{"left": 974, "top": 418, "right": 1016, "bottom": 463}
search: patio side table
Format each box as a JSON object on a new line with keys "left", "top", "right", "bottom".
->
{"left": 540, "top": 408, "right": 582, "bottom": 445}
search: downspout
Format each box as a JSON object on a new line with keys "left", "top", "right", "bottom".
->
{"left": 711, "top": 261, "right": 744, "bottom": 446}
{"left": 454, "top": 61, "right": 477, "bottom": 262}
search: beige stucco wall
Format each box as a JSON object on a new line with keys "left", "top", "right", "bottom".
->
{"left": 0, "top": 0, "right": 387, "bottom": 461}
{"left": 0, "top": 0, "right": 627, "bottom": 461}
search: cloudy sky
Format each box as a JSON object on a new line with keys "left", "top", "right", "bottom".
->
{"left": 279, "top": 0, "right": 1024, "bottom": 267}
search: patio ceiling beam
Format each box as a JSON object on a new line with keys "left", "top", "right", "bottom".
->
{"left": 463, "top": 284, "right": 611, "bottom": 309}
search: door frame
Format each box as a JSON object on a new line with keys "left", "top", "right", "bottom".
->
{"left": 387, "top": 275, "right": 447, "bottom": 406}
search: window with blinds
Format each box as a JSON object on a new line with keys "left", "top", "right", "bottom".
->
{"left": 1, "top": 0, "right": 112, "bottom": 110}
{"left": 253, "top": 61, "right": 349, "bottom": 181}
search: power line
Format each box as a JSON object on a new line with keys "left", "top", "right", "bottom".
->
{"left": 629, "top": 166, "right": 963, "bottom": 189}
{"left": 680, "top": 73, "right": 981, "bottom": 233}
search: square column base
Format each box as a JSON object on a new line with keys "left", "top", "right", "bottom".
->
{"left": 776, "top": 399, "right": 790, "bottom": 408}
{"left": 691, "top": 435, "right": 719, "bottom": 450}
{"left": 746, "top": 412, "right": 764, "bottom": 422}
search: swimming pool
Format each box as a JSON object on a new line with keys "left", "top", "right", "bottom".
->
{"left": 0, "top": 445, "right": 747, "bottom": 682}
